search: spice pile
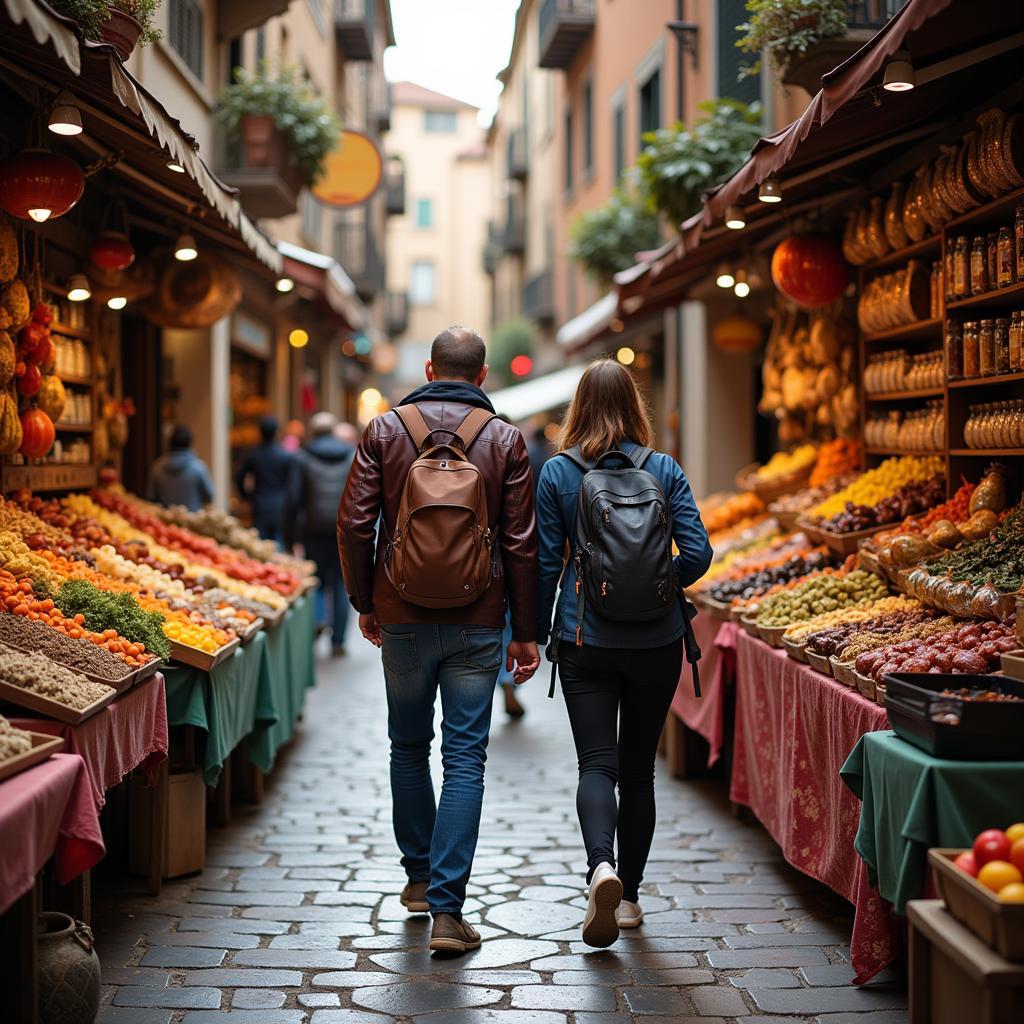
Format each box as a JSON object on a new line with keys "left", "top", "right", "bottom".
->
{"left": 0, "top": 641, "right": 113, "bottom": 709}
{"left": 0, "top": 614, "right": 138, "bottom": 681}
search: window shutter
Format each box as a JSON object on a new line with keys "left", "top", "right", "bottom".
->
{"left": 717, "top": 0, "right": 760, "bottom": 105}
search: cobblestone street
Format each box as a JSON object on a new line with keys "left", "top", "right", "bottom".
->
{"left": 94, "top": 632, "right": 909, "bottom": 1024}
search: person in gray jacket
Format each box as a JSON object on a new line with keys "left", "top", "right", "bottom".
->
{"left": 147, "top": 425, "right": 214, "bottom": 512}
{"left": 285, "top": 411, "right": 355, "bottom": 654}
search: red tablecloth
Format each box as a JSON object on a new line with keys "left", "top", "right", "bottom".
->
{"left": 12, "top": 674, "right": 168, "bottom": 816}
{"left": 729, "top": 631, "right": 902, "bottom": 984}
{"left": 670, "top": 615, "right": 734, "bottom": 767}
{"left": 0, "top": 753, "right": 103, "bottom": 914}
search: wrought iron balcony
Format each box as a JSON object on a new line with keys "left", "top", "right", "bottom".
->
{"left": 335, "top": 218, "right": 384, "bottom": 300}
{"left": 507, "top": 126, "right": 528, "bottom": 180}
{"left": 335, "top": 0, "right": 374, "bottom": 62}
{"left": 522, "top": 269, "right": 554, "bottom": 325}
{"left": 538, "top": 0, "right": 595, "bottom": 70}
{"left": 502, "top": 195, "right": 525, "bottom": 254}
{"left": 482, "top": 221, "right": 502, "bottom": 275}
{"left": 387, "top": 290, "right": 409, "bottom": 336}
{"left": 385, "top": 162, "right": 405, "bottom": 216}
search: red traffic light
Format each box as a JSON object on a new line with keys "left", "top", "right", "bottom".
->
{"left": 510, "top": 354, "right": 533, "bottom": 377}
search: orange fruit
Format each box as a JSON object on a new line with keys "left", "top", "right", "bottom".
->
{"left": 1010, "top": 837, "right": 1024, "bottom": 875}
{"left": 998, "top": 882, "right": 1024, "bottom": 904}
{"left": 978, "top": 860, "right": 1022, "bottom": 893}
{"left": 1006, "top": 823, "right": 1024, "bottom": 845}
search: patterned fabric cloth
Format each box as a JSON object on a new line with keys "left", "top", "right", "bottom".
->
{"left": 670, "top": 616, "right": 732, "bottom": 767}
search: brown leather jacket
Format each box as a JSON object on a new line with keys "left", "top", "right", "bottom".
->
{"left": 338, "top": 399, "right": 538, "bottom": 640}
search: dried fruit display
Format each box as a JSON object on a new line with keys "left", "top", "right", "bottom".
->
{"left": 810, "top": 456, "right": 944, "bottom": 521}
{"left": 818, "top": 474, "right": 945, "bottom": 534}
{"left": 752, "top": 444, "right": 817, "bottom": 483}
{"left": 702, "top": 492, "right": 766, "bottom": 535}
{"left": 755, "top": 569, "right": 888, "bottom": 628}
{"left": 808, "top": 438, "right": 862, "bottom": 489}
{"left": 784, "top": 595, "right": 927, "bottom": 645}
{"left": 707, "top": 551, "right": 832, "bottom": 605}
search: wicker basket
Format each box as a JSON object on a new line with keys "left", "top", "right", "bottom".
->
{"left": 831, "top": 656, "right": 857, "bottom": 688}
{"left": 782, "top": 635, "right": 809, "bottom": 663}
{"left": 854, "top": 669, "right": 877, "bottom": 701}
{"left": 736, "top": 459, "right": 815, "bottom": 504}
{"left": 740, "top": 613, "right": 761, "bottom": 638}
{"left": 807, "top": 650, "right": 833, "bottom": 676}
{"left": 758, "top": 622, "right": 790, "bottom": 648}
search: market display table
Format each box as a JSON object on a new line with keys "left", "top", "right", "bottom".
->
{"left": 670, "top": 615, "right": 733, "bottom": 769}
{"left": 0, "top": 753, "right": 102, "bottom": 915}
{"left": 842, "top": 730, "right": 1024, "bottom": 914}
{"left": 729, "top": 630, "right": 901, "bottom": 984}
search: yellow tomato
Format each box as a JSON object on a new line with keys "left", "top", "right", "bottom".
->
{"left": 1005, "top": 823, "right": 1024, "bottom": 845}
{"left": 998, "top": 882, "right": 1024, "bottom": 904}
{"left": 978, "top": 860, "right": 1022, "bottom": 893}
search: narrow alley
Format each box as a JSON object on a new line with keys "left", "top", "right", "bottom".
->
{"left": 94, "top": 632, "right": 909, "bottom": 1024}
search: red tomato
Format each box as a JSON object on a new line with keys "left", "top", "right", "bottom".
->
{"left": 954, "top": 851, "right": 979, "bottom": 877}
{"left": 974, "top": 829, "right": 1013, "bottom": 868}
{"left": 1010, "top": 838, "right": 1024, "bottom": 875}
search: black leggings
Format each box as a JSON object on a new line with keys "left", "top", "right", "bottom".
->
{"left": 558, "top": 638, "right": 683, "bottom": 903}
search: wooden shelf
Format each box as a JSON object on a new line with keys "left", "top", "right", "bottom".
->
{"left": 0, "top": 464, "right": 97, "bottom": 493}
{"left": 58, "top": 374, "right": 94, "bottom": 387}
{"left": 949, "top": 448, "right": 1024, "bottom": 456}
{"left": 865, "top": 387, "right": 944, "bottom": 401}
{"left": 944, "top": 184, "right": 1024, "bottom": 230}
{"left": 948, "top": 371, "right": 1024, "bottom": 388}
{"left": 947, "top": 280, "right": 1024, "bottom": 310}
{"left": 54, "top": 422, "right": 93, "bottom": 433}
{"left": 49, "top": 321, "right": 91, "bottom": 341}
{"left": 864, "top": 447, "right": 944, "bottom": 457}
{"left": 864, "top": 318, "right": 944, "bottom": 343}
{"left": 860, "top": 235, "right": 942, "bottom": 272}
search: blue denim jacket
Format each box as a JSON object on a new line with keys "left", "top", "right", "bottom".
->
{"left": 536, "top": 441, "right": 713, "bottom": 649}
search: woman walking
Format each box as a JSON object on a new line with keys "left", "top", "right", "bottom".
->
{"left": 536, "top": 359, "right": 712, "bottom": 948}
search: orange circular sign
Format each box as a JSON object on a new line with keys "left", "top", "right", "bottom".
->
{"left": 312, "top": 130, "right": 383, "bottom": 208}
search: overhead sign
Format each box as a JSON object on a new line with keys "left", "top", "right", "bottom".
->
{"left": 312, "top": 130, "right": 383, "bottom": 208}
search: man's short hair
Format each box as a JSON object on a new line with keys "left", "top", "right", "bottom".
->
{"left": 259, "top": 415, "right": 278, "bottom": 443}
{"left": 169, "top": 425, "right": 192, "bottom": 450}
{"left": 309, "top": 411, "right": 338, "bottom": 437}
{"left": 431, "top": 326, "right": 486, "bottom": 381}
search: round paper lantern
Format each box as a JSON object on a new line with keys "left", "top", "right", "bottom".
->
{"left": 712, "top": 315, "right": 762, "bottom": 354}
{"left": 0, "top": 149, "right": 84, "bottom": 223}
{"left": 90, "top": 230, "right": 135, "bottom": 271}
{"left": 771, "top": 233, "right": 851, "bottom": 310}
{"left": 20, "top": 408, "right": 55, "bottom": 459}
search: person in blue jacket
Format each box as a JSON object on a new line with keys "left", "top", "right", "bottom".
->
{"left": 235, "top": 416, "right": 295, "bottom": 544}
{"left": 535, "top": 358, "right": 712, "bottom": 948}
{"left": 147, "top": 425, "right": 214, "bottom": 512}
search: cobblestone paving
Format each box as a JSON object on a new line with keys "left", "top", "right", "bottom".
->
{"left": 94, "top": 631, "right": 908, "bottom": 1024}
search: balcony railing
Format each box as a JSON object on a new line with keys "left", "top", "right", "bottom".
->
{"left": 538, "top": 0, "right": 595, "bottom": 70}
{"left": 507, "top": 126, "right": 528, "bottom": 180}
{"left": 846, "top": 0, "right": 904, "bottom": 29}
{"left": 482, "top": 221, "right": 502, "bottom": 275}
{"left": 387, "top": 290, "right": 409, "bottom": 336}
{"left": 522, "top": 269, "right": 554, "bottom": 325}
{"left": 385, "top": 162, "right": 405, "bottom": 216}
{"left": 503, "top": 195, "right": 525, "bottom": 253}
{"left": 335, "top": 0, "right": 373, "bottom": 61}
{"left": 375, "top": 78, "right": 392, "bottom": 134}
{"left": 335, "top": 218, "right": 384, "bottom": 299}
{"left": 218, "top": 122, "right": 304, "bottom": 219}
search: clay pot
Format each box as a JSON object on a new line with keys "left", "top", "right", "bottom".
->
{"left": 240, "top": 115, "right": 278, "bottom": 168}
{"left": 100, "top": 10, "right": 143, "bottom": 62}
{"left": 37, "top": 913, "right": 101, "bottom": 1024}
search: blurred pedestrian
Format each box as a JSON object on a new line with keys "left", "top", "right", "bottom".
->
{"left": 234, "top": 415, "right": 294, "bottom": 544}
{"left": 334, "top": 421, "right": 359, "bottom": 446}
{"left": 526, "top": 421, "right": 555, "bottom": 492}
{"left": 148, "top": 425, "right": 214, "bottom": 512}
{"left": 285, "top": 411, "right": 355, "bottom": 655}
{"left": 281, "top": 419, "right": 305, "bottom": 452}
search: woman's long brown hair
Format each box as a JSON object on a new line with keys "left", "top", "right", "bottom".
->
{"left": 559, "top": 358, "right": 654, "bottom": 460}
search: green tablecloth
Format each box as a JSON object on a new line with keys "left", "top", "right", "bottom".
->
{"left": 841, "top": 730, "right": 1024, "bottom": 914}
{"left": 163, "top": 593, "right": 316, "bottom": 785}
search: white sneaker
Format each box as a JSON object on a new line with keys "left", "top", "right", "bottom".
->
{"left": 582, "top": 862, "right": 622, "bottom": 948}
{"left": 617, "top": 900, "right": 644, "bottom": 928}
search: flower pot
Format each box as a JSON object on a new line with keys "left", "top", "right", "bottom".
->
{"left": 240, "top": 115, "right": 280, "bottom": 169}
{"left": 37, "top": 912, "right": 101, "bottom": 1024}
{"left": 100, "top": 10, "right": 143, "bottom": 62}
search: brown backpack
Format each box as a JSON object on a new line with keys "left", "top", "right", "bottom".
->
{"left": 386, "top": 404, "right": 496, "bottom": 609}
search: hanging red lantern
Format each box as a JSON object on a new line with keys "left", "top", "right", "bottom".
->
{"left": 90, "top": 230, "right": 135, "bottom": 270}
{"left": 771, "top": 233, "right": 851, "bottom": 310}
{"left": 20, "top": 408, "right": 55, "bottom": 459}
{"left": 712, "top": 315, "right": 762, "bottom": 354}
{"left": 0, "top": 149, "right": 84, "bottom": 223}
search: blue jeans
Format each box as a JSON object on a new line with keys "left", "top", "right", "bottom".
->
{"left": 381, "top": 623, "right": 502, "bottom": 916}
{"left": 305, "top": 536, "right": 349, "bottom": 644}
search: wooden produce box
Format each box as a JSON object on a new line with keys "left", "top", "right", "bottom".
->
{"left": 1001, "top": 650, "right": 1024, "bottom": 682}
{"left": 909, "top": 899, "right": 1024, "bottom": 1024}
{"left": 806, "top": 649, "right": 833, "bottom": 676}
{"left": 129, "top": 768, "right": 206, "bottom": 879}
{"left": 0, "top": 678, "right": 116, "bottom": 725}
{"left": 0, "top": 732, "right": 63, "bottom": 783}
{"left": 782, "top": 635, "right": 808, "bottom": 663}
{"left": 930, "top": 849, "right": 1024, "bottom": 960}
{"left": 169, "top": 637, "right": 240, "bottom": 673}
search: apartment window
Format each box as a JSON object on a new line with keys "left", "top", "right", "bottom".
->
{"left": 169, "top": 0, "right": 204, "bottom": 81}
{"left": 410, "top": 260, "right": 436, "bottom": 305}
{"left": 333, "top": 208, "right": 367, "bottom": 274}
{"left": 227, "top": 38, "right": 241, "bottom": 85}
{"left": 717, "top": 0, "right": 761, "bottom": 104}
{"left": 639, "top": 67, "right": 661, "bottom": 146}
{"left": 415, "top": 198, "right": 433, "bottom": 228}
{"left": 424, "top": 110, "right": 457, "bottom": 133}
{"left": 255, "top": 27, "right": 266, "bottom": 65}
{"left": 582, "top": 78, "right": 594, "bottom": 177}
{"left": 564, "top": 107, "right": 574, "bottom": 193}
{"left": 612, "top": 102, "right": 625, "bottom": 182}
{"left": 300, "top": 192, "right": 322, "bottom": 247}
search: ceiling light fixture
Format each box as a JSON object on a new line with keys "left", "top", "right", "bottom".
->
{"left": 758, "top": 177, "right": 783, "bottom": 204}
{"left": 715, "top": 263, "right": 735, "bottom": 289}
{"left": 275, "top": 277, "right": 295, "bottom": 293}
{"left": 725, "top": 205, "right": 746, "bottom": 230}
{"left": 107, "top": 295, "right": 127, "bottom": 310}
{"left": 66, "top": 274, "right": 91, "bottom": 302}
{"left": 733, "top": 268, "right": 750, "bottom": 298}
{"left": 174, "top": 232, "right": 198, "bottom": 261}
{"left": 48, "top": 91, "right": 83, "bottom": 136}
{"left": 883, "top": 49, "right": 915, "bottom": 92}
{"left": 167, "top": 158, "right": 186, "bottom": 173}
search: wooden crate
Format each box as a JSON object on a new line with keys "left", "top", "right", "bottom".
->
{"left": 129, "top": 768, "right": 205, "bottom": 879}
{"left": 909, "top": 899, "right": 1024, "bottom": 1024}
{"left": 0, "top": 678, "right": 115, "bottom": 725}
{"left": 0, "top": 733, "right": 63, "bottom": 783}
{"left": 169, "top": 637, "right": 240, "bottom": 673}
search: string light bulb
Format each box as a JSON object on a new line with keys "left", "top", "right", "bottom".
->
{"left": 289, "top": 329, "right": 309, "bottom": 348}
{"left": 733, "top": 268, "right": 750, "bottom": 298}
{"left": 725, "top": 205, "right": 746, "bottom": 230}
{"left": 66, "top": 274, "right": 91, "bottom": 302}
{"left": 275, "top": 277, "right": 295, "bottom": 293}
{"left": 107, "top": 295, "right": 127, "bottom": 310}
{"left": 715, "top": 263, "right": 735, "bottom": 289}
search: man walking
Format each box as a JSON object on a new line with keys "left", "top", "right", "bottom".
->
{"left": 339, "top": 326, "right": 540, "bottom": 952}
{"left": 235, "top": 416, "right": 294, "bottom": 544}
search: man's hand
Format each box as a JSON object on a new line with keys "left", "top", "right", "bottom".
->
{"left": 507, "top": 640, "right": 540, "bottom": 685}
{"left": 359, "top": 612, "right": 382, "bottom": 647}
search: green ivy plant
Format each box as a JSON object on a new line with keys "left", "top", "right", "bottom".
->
{"left": 569, "top": 188, "right": 660, "bottom": 286}
{"left": 48, "top": 0, "right": 161, "bottom": 46}
{"left": 219, "top": 65, "right": 341, "bottom": 186}
{"left": 636, "top": 99, "right": 763, "bottom": 227}
{"left": 736, "top": 0, "right": 849, "bottom": 80}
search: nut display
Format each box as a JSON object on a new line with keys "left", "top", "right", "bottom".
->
{"left": 0, "top": 639, "right": 113, "bottom": 709}
{"left": 754, "top": 569, "right": 888, "bottom": 628}
{"left": 0, "top": 714, "right": 31, "bottom": 761}
{"left": 707, "top": 551, "right": 831, "bottom": 605}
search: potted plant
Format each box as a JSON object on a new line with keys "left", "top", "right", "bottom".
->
{"left": 219, "top": 66, "right": 341, "bottom": 188}
{"left": 569, "top": 187, "right": 660, "bottom": 287}
{"left": 636, "top": 100, "right": 763, "bottom": 228}
{"left": 47, "top": 0, "right": 160, "bottom": 60}
{"left": 489, "top": 317, "right": 536, "bottom": 385}
{"left": 736, "top": 0, "right": 850, "bottom": 90}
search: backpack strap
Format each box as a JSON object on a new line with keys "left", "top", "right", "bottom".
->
{"left": 454, "top": 407, "right": 495, "bottom": 451}
{"left": 556, "top": 446, "right": 591, "bottom": 473}
{"left": 394, "top": 405, "right": 433, "bottom": 453}
{"left": 628, "top": 446, "right": 654, "bottom": 470}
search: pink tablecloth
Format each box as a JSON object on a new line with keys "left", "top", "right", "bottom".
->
{"left": 0, "top": 753, "right": 103, "bottom": 914}
{"left": 729, "top": 631, "right": 902, "bottom": 984}
{"left": 671, "top": 616, "right": 735, "bottom": 767}
{"left": 12, "top": 673, "right": 168, "bottom": 816}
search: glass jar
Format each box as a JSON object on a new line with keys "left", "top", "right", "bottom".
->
{"left": 1010, "top": 311, "right": 1023, "bottom": 372}
{"left": 953, "top": 236, "right": 970, "bottom": 299}
{"left": 1016, "top": 205, "right": 1024, "bottom": 282}
{"left": 963, "top": 321, "right": 981, "bottom": 377}
{"left": 930, "top": 262, "right": 942, "bottom": 318}
{"left": 987, "top": 232, "right": 1000, "bottom": 289}
{"left": 1014, "top": 401, "right": 1024, "bottom": 449}
{"left": 996, "top": 318, "right": 1011, "bottom": 374}
{"left": 946, "top": 322, "right": 963, "bottom": 380}
{"left": 932, "top": 401, "right": 945, "bottom": 450}
{"left": 945, "top": 243, "right": 957, "bottom": 301}
{"left": 884, "top": 410, "right": 901, "bottom": 449}
{"left": 971, "top": 236, "right": 989, "bottom": 295}
{"left": 998, "top": 226, "right": 1016, "bottom": 288}
{"left": 964, "top": 405, "right": 977, "bottom": 448}
{"left": 979, "top": 319, "right": 996, "bottom": 376}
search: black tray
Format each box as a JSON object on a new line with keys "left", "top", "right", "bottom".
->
{"left": 883, "top": 672, "right": 1024, "bottom": 760}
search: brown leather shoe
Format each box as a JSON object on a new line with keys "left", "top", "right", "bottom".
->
{"left": 429, "top": 914, "right": 481, "bottom": 953}
{"left": 400, "top": 880, "right": 429, "bottom": 913}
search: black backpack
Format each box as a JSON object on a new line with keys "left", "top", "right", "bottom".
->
{"left": 562, "top": 446, "right": 676, "bottom": 641}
